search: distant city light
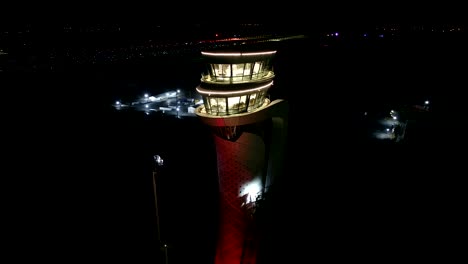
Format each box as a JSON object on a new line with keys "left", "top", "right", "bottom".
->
{"left": 116, "top": 101, "right": 120, "bottom": 105}
{"left": 424, "top": 100, "right": 430, "bottom": 105}
{"left": 144, "top": 93, "right": 149, "bottom": 98}
{"left": 145, "top": 104, "right": 149, "bottom": 108}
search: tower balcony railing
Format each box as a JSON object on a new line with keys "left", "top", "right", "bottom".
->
{"left": 201, "top": 71, "right": 274, "bottom": 84}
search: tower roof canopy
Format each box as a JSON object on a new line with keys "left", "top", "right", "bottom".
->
{"left": 200, "top": 50, "right": 276, "bottom": 64}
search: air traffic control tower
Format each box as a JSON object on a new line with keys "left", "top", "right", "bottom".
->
{"left": 195, "top": 49, "right": 288, "bottom": 264}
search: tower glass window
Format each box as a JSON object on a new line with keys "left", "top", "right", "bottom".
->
{"left": 197, "top": 50, "right": 276, "bottom": 115}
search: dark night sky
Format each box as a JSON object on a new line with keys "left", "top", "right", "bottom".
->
{"left": 2, "top": 2, "right": 465, "bottom": 32}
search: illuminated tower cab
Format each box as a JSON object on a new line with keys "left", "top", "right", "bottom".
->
{"left": 195, "top": 50, "right": 288, "bottom": 264}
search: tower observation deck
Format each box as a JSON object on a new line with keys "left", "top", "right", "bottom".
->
{"left": 195, "top": 49, "right": 288, "bottom": 264}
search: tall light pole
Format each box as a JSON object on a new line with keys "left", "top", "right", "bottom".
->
{"left": 152, "top": 170, "right": 161, "bottom": 243}
{"left": 152, "top": 155, "right": 168, "bottom": 264}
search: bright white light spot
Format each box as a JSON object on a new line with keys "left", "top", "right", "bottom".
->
{"left": 177, "top": 89, "right": 180, "bottom": 93}
{"left": 149, "top": 96, "right": 157, "bottom": 101}
{"left": 386, "top": 128, "right": 390, "bottom": 132}
{"left": 116, "top": 101, "right": 120, "bottom": 105}
{"left": 393, "top": 116, "right": 397, "bottom": 120}
{"left": 144, "top": 93, "right": 149, "bottom": 98}
{"left": 424, "top": 100, "right": 430, "bottom": 105}
{"left": 240, "top": 179, "right": 262, "bottom": 204}
{"left": 154, "top": 155, "right": 164, "bottom": 166}
{"left": 145, "top": 104, "right": 149, "bottom": 108}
